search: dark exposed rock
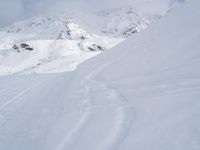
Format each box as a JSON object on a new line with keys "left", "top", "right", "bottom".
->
{"left": 21, "top": 43, "right": 30, "bottom": 48}
{"left": 13, "top": 44, "right": 19, "bottom": 50}
{"left": 25, "top": 47, "right": 34, "bottom": 51}
{"left": 88, "top": 47, "right": 95, "bottom": 51}
{"left": 97, "top": 46, "right": 104, "bottom": 51}
{"left": 80, "top": 36, "right": 87, "bottom": 40}
{"left": 12, "top": 43, "right": 34, "bottom": 52}
{"left": 88, "top": 44, "right": 104, "bottom": 51}
{"left": 123, "top": 27, "right": 138, "bottom": 37}
{"left": 12, "top": 44, "right": 20, "bottom": 52}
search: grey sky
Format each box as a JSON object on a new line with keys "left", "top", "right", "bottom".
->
{"left": 0, "top": 0, "right": 181, "bottom": 27}
{"left": 0, "top": 0, "right": 132, "bottom": 26}
{"left": 0, "top": 0, "right": 77, "bottom": 26}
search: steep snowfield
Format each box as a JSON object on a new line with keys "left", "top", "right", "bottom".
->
{"left": 0, "top": 0, "right": 199, "bottom": 150}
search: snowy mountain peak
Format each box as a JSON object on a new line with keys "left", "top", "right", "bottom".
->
{"left": 58, "top": 19, "right": 92, "bottom": 40}
{"left": 0, "top": 12, "right": 124, "bottom": 75}
{"left": 98, "top": 6, "right": 152, "bottom": 37}
{"left": 0, "top": 1, "right": 184, "bottom": 76}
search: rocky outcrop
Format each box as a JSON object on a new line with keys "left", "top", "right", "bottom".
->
{"left": 12, "top": 43, "right": 34, "bottom": 52}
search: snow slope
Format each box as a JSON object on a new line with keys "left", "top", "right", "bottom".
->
{"left": 0, "top": 0, "right": 199, "bottom": 150}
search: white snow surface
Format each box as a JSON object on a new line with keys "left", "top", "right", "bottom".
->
{"left": 0, "top": 0, "right": 199, "bottom": 150}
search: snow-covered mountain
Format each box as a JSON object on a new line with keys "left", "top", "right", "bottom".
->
{"left": 0, "top": 1, "right": 179, "bottom": 76}
{"left": 0, "top": 0, "right": 199, "bottom": 150}
{"left": 0, "top": 13, "right": 122, "bottom": 75}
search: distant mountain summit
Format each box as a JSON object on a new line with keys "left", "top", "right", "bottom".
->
{"left": 0, "top": 2, "right": 182, "bottom": 76}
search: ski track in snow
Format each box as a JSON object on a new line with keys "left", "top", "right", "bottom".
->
{"left": 0, "top": 88, "right": 9, "bottom": 95}
{"left": 55, "top": 65, "right": 135, "bottom": 150}
{"left": 0, "top": 68, "right": 135, "bottom": 150}
{"left": 90, "top": 82, "right": 135, "bottom": 150}
{"left": 0, "top": 78, "right": 48, "bottom": 112}
{"left": 55, "top": 86, "right": 92, "bottom": 150}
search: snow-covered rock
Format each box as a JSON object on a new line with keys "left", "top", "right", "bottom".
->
{"left": 0, "top": 0, "right": 183, "bottom": 76}
{"left": 97, "top": 6, "right": 154, "bottom": 37}
{"left": 0, "top": 14, "right": 124, "bottom": 75}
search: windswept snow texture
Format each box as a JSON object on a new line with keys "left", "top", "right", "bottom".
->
{"left": 0, "top": 0, "right": 199, "bottom": 150}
